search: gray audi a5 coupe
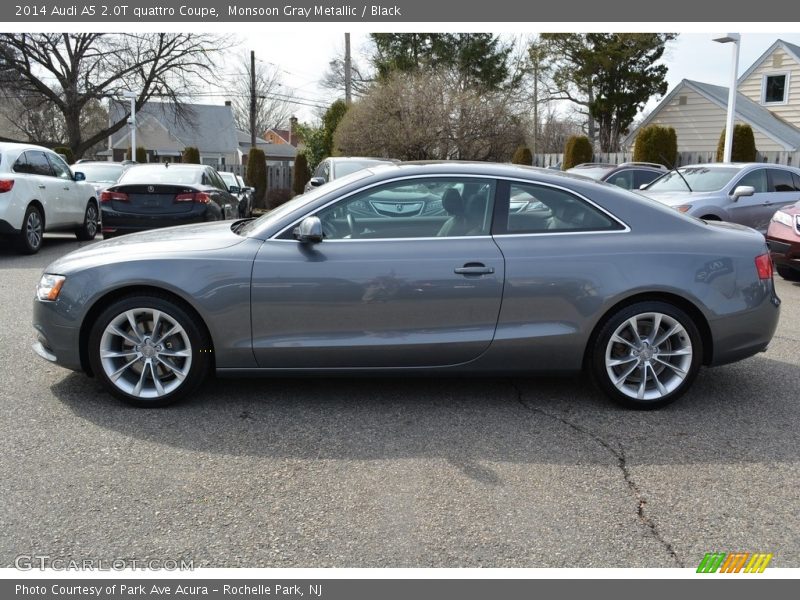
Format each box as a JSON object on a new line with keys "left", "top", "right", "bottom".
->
{"left": 32, "top": 162, "right": 780, "bottom": 409}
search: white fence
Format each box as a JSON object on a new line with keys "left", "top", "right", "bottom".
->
{"left": 532, "top": 151, "right": 800, "bottom": 168}
{"left": 220, "top": 162, "right": 293, "bottom": 191}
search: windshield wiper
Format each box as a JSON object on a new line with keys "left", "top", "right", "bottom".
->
{"left": 231, "top": 218, "right": 254, "bottom": 235}
{"left": 660, "top": 153, "right": 692, "bottom": 192}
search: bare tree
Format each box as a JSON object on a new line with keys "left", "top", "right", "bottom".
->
{"left": 320, "top": 52, "right": 373, "bottom": 98}
{"left": 0, "top": 33, "right": 228, "bottom": 158}
{"left": 229, "top": 54, "right": 296, "bottom": 137}
{"left": 334, "top": 69, "right": 524, "bottom": 161}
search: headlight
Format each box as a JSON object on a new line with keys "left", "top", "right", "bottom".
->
{"left": 772, "top": 210, "right": 794, "bottom": 227}
{"left": 675, "top": 205, "right": 692, "bottom": 213}
{"left": 37, "top": 274, "right": 66, "bottom": 301}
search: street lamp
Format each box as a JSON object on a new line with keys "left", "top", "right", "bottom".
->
{"left": 713, "top": 33, "right": 741, "bottom": 163}
{"left": 122, "top": 90, "right": 138, "bottom": 161}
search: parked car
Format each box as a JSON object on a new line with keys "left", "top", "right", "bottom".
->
{"left": 766, "top": 202, "right": 800, "bottom": 280}
{"left": 566, "top": 162, "right": 667, "bottom": 190}
{"left": 219, "top": 171, "right": 254, "bottom": 218}
{"left": 638, "top": 163, "right": 800, "bottom": 233}
{"left": 99, "top": 163, "right": 241, "bottom": 238}
{"left": 304, "top": 157, "right": 397, "bottom": 193}
{"left": 70, "top": 161, "right": 130, "bottom": 196}
{"left": 33, "top": 162, "right": 779, "bottom": 410}
{"left": 0, "top": 142, "right": 99, "bottom": 254}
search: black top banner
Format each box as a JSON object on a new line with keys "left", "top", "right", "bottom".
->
{"left": 1, "top": 0, "right": 792, "bottom": 22}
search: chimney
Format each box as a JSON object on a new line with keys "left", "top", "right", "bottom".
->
{"left": 289, "top": 115, "right": 298, "bottom": 146}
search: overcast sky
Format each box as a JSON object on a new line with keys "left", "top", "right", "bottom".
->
{"left": 211, "top": 32, "right": 800, "bottom": 126}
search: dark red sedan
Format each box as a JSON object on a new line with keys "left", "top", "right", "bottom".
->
{"left": 766, "top": 202, "right": 800, "bottom": 281}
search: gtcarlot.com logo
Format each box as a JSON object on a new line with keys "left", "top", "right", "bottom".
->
{"left": 697, "top": 552, "right": 773, "bottom": 573}
{"left": 14, "top": 555, "right": 193, "bottom": 571}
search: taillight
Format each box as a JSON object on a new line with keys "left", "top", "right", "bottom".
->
{"left": 755, "top": 253, "right": 773, "bottom": 280}
{"left": 0, "top": 179, "right": 14, "bottom": 193}
{"left": 100, "top": 190, "right": 129, "bottom": 203}
{"left": 175, "top": 192, "right": 211, "bottom": 204}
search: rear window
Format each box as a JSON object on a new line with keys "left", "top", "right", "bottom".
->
{"left": 77, "top": 164, "right": 124, "bottom": 184}
{"left": 119, "top": 165, "right": 201, "bottom": 185}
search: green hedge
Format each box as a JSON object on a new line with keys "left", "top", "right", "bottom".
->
{"left": 293, "top": 152, "right": 311, "bottom": 195}
{"left": 511, "top": 146, "right": 533, "bottom": 166}
{"left": 53, "top": 146, "right": 75, "bottom": 165}
{"left": 246, "top": 148, "right": 267, "bottom": 209}
{"left": 716, "top": 123, "right": 757, "bottom": 162}
{"left": 182, "top": 147, "right": 200, "bottom": 164}
{"left": 632, "top": 125, "right": 677, "bottom": 167}
{"left": 563, "top": 136, "right": 593, "bottom": 170}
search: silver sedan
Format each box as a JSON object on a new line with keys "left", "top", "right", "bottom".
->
{"left": 639, "top": 162, "right": 800, "bottom": 233}
{"left": 32, "top": 162, "right": 780, "bottom": 409}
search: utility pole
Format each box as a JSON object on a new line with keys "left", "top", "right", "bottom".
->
{"left": 532, "top": 58, "right": 538, "bottom": 158}
{"left": 250, "top": 50, "right": 257, "bottom": 149}
{"left": 344, "top": 33, "right": 352, "bottom": 105}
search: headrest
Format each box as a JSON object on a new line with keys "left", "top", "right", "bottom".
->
{"left": 442, "top": 188, "right": 464, "bottom": 215}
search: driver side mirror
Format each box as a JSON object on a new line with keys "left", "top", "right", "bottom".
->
{"left": 639, "top": 183, "right": 648, "bottom": 190}
{"left": 308, "top": 177, "right": 325, "bottom": 188}
{"left": 293, "top": 216, "right": 323, "bottom": 243}
{"left": 732, "top": 185, "right": 755, "bottom": 201}
{"left": 74, "top": 171, "right": 86, "bottom": 182}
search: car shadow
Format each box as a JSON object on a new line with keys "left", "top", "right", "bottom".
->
{"left": 51, "top": 353, "right": 800, "bottom": 472}
{"left": 0, "top": 235, "right": 98, "bottom": 268}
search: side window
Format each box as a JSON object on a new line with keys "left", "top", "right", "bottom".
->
{"left": 314, "top": 161, "right": 327, "bottom": 179}
{"left": 605, "top": 169, "right": 634, "bottom": 190}
{"left": 505, "top": 183, "right": 622, "bottom": 233}
{"left": 736, "top": 169, "right": 769, "bottom": 193}
{"left": 210, "top": 170, "right": 227, "bottom": 191}
{"left": 26, "top": 151, "right": 55, "bottom": 177}
{"left": 13, "top": 152, "right": 32, "bottom": 174}
{"left": 313, "top": 178, "right": 495, "bottom": 240}
{"left": 46, "top": 152, "right": 73, "bottom": 180}
{"left": 768, "top": 169, "right": 798, "bottom": 192}
{"left": 634, "top": 169, "right": 662, "bottom": 189}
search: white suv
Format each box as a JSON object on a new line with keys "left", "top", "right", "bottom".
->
{"left": 0, "top": 142, "right": 98, "bottom": 254}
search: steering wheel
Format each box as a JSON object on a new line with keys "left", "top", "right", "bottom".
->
{"left": 320, "top": 216, "right": 340, "bottom": 239}
{"left": 347, "top": 213, "right": 359, "bottom": 238}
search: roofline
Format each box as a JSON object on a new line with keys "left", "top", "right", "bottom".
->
{"left": 264, "top": 128, "right": 292, "bottom": 145}
{"left": 737, "top": 39, "right": 800, "bottom": 85}
{"left": 623, "top": 78, "right": 797, "bottom": 151}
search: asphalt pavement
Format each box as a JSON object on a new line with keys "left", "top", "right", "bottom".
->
{"left": 1, "top": 234, "right": 798, "bottom": 568}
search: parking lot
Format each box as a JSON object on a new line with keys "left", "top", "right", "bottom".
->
{"left": 0, "top": 234, "right": 798, "bottom": 569}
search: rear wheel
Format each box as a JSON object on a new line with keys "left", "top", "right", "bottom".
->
{"left": 776, "top": 265, "right": 800, "bottom": 281}
{"left": 88, "top": 294, "right": 212, "bottom": 407}
{"left": 75, "top": 201, "right": 99, "bottom": 241}
{"left": 16, "top": 204, "right": 44, "bottom": 254}
{"left": 590, "top": 301, "right": 702, "bottom": 409}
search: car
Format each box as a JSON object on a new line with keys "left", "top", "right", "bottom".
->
{"left": 304, "top": 157, "right": 397, "bottom": 193}
{"left": 0, "top": 142, "right": 99, "bottom": 254}
{"left": 219, "top": 170, "right": 254, "bottom": 218}
{"left": 99, "top": 163, "right": 242, "bottom": 238}
{"left": 638, "top": 162, "right": 800, "bottom": 233}
{"left": 32, "top": 162, "right": 780, "bottom": 410}
{"left": 766, "top": 202, "right": 800, "bottom": 281}
{"left": 69, "top": 161, "right": 130, "bottom": 197}
{"left": 566, "top": 162, "right": 667, "bottom": 190}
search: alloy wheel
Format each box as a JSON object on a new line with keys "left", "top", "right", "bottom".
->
{"left": 26, "top": 210, "right": 43, "bottom": 250}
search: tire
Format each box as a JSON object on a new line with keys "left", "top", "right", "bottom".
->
{"left": 102, "top": 232, "right": 116, "bottom": 240}
{"left": 589, "top": 301, "right": 703, "bottom": 409}
{"left": 87, "top": 294, "right": 212, "bottom": 407}
{"left": 16, "top": 204, "right": 44, "bottom": 254}
{"left": 75, "top": 201, "right": 99, "bottom": 241}
{"left": 776, "top": 265, "right": 800, "bottom": 282}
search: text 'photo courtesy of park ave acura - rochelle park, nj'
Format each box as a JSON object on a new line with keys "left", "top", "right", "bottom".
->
{"left": 0, "top": 17, "right": 798, "bottom": 596}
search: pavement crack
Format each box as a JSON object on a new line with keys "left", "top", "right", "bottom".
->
{"left": 509, "top": 380, "right": 684, "bottom": 567}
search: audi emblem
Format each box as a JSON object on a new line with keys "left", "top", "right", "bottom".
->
{"left": 147, "top": 185, "right": 155, "bottom": 193}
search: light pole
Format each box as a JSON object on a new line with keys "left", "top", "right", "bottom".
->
{"left": 713, "top": 33, "right": 741, "bottom": 163}
{"left": 122, "top": 90, "right": 138, "bottom": 161}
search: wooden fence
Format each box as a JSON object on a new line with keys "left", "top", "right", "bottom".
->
{"left": 532, "top": 151, "right": 800, "bottom": 168}
{"left": 220, "top": 162, "right": 293, "bottom": 192}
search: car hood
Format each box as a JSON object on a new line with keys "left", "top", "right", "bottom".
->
{"left": 46, "top": 221, "right": 249, "bottom": 274}
{"left": 638, "top": 190, "right": 722, "bottom": 207}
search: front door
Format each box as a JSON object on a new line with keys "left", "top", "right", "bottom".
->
{"left": 250, "top": 176, "right": 505, "bottom": 368}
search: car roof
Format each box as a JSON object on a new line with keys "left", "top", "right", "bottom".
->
{"left": 0, "top": 141, "right": 56, "bottom": 153}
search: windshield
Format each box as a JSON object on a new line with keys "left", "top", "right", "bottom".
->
{"left": 118, "top": 165, "right": 201, "bottom": 185}
{"left": 335, "top": 160, "right": 386, "bottom": 178}
{"left": 219, "top": 172, "right": 237, "bottom": 186}
{"left": 75, "top": 164, "right": 124, "bottom": 184}
{"left": 238, "top": 168, "right": 375, "bottom": 236}
{"left": 646, "top": 167, "right": 739, "bottom": 192}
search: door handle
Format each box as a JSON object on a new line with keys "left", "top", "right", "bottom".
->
{"left": 455, "top": 263, "right": 495, "bottom": 275}
{"left": 38, "top": 184, "right": 46, "bottom": 189}
{"left": 63, "top": 186, "right": 71, "bottom": 191}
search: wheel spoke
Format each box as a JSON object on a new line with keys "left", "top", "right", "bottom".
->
{"left": 626, "top": 317, "right": 644, "bottom": 346}
{"left": 613, "top": 360, "right": 641, "bottom": 388}
{"left": 648, "top": 363, "right": 668, "bottom": 396}
{"left": 653, "top": 357, "right": 687, "bottom": 376}
{"left": 101, "top": 349, "right": 139, "bottom": 359}
{"left": 109, "top": 325, "right": 140, "bottom": 345}
{"left": 156, "top": 356, "right": 187, "bottom": 381}
{"left": 155, "top": 323, "right": 184, "bottom": 345}
{"left": 653, "top": 323, "right": 681, "bottom": 347}
{"left": 125, "top": 311, "right": 142, "bottom": 340}
{"left": 150, "top": 310, "right": 162, "bottom": 340}
{"left": 132, "top": 363, "right": 148, "bottom": 396}
{"left": 636, "top": 364, "right": 647, "bottom": 399}
{"left": 159, "top": 348, "right": 191, "bottom": 358}
{"left": 607, "top": 355, "right": 638, "bottom": 367}
{"left": 647, "top": 313, "right": 662, "bottom": 344}
{"left": 656, "top": 348, "right": 692, "bottom": 357}
{"left": 109, "top": 357, "right": 140, "bottom": 382}
{"left": 149, "top": 361, "right": 165, "bottom": 396}
{"left": 611, "top": 334, "right": 637, "bottom": 350}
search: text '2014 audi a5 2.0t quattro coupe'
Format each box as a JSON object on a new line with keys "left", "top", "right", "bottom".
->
{"left": 32, "top": 162, "right": 781, "bottom": 409}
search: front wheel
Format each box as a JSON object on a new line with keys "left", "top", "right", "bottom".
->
{"left": 590, "top": 301, "right": 702, "bottom": 409}
{"left": 75, "top": 201, "right": 99, "bottom": 241}
{"left": 88, "top": 295, "right": 212, "bottom": 407}
{"left": 776, "top": 265, "right": 800, "bottom": 282}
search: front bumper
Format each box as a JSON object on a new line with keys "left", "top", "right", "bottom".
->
{"left": 32, "top": 299, "right": 84, "bottom": 372}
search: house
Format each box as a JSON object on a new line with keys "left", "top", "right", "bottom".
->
{"left": 106, "top": 100, "right": 240, "bottom": 167}
{"left": 263, "top": 116, "right": 299, "bottom": 147}
{"left": 237, "top": 130, "right": 297, "bottom": 164}
{"left": 624, "top": 39, "right": 800, "bottom": 156}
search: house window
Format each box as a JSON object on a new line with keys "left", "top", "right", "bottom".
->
{"left": 763, "top": 73, "right": 789, "bottom": 104}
